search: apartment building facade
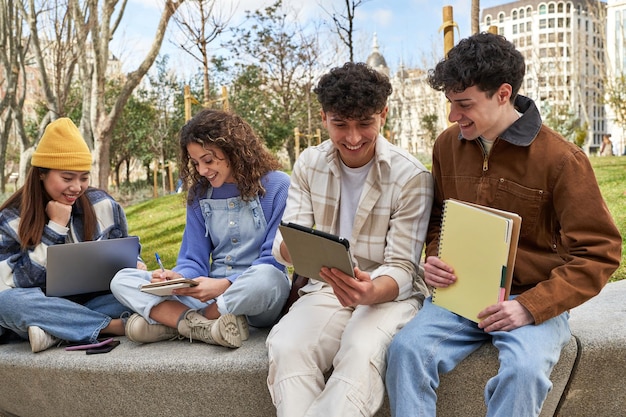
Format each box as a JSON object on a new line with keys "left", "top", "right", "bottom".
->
{"left": 606, "top": 0, "right": 626, "bottom": 155}
{"left": 481, "top": 0, "right": 607, "bottom": 153}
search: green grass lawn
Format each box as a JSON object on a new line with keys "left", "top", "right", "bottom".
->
{"left": 127, "top": 156, "right": 626, "bottom": 281}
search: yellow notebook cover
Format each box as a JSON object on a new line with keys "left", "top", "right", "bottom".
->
{"left": 433, "top": 199, "right": 521, "bottom": 323}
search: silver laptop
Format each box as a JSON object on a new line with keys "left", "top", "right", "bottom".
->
{"left": 46, "top": 236, "right": 139, "bottom": 297}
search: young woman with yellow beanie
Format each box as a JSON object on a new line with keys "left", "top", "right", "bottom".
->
{"left": 0, "top": 118, "right": 143, "bottom": 353}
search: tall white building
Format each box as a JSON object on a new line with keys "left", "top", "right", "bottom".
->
{"left": 366, "top": 34, "right": 447, "bottom": 157}
{"left": 606, "top": 0, "right": 626, "bottom": 155}
{"left": 481, "top": 0, "right": 607, "bottom": 153}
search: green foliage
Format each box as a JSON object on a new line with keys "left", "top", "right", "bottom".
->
{"left": 222, "top": 0, "right": 322, "bottom": 166}
{"left": 229, "top": 64, "right": 295, "bottom": 151}
{"left": 541, "top": 102, "right": 582, "bottom": 144}
{"left": 111, "top": 90, "right": 158, "bottom": 185}
{"left": 420, "top": 114, "right": 439, "bottom": 147}
{"left": 604, "top": 75, "right": 626, "bottom": 131}
{"left": 573, "top": 122, "right": 589, "bottom": 148}
{"left": 125, "top": 157, "right": 626, "bottom": 281}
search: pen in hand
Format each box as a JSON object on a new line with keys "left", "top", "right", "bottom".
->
{"left": 155, "top": 252, "right": 168, "bottom": 280}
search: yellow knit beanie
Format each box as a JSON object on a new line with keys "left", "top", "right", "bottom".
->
{"left": 31, "top": 118, "right": 92, "bottom": 171}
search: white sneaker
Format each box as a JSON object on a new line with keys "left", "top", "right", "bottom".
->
{"left": 125, "top": 313, "right": 180, "bottom": 344}
{"left": 28, "top": 326, "right": 60, "bottom": 353}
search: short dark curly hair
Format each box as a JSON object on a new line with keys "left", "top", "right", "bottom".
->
{"left": 428, "top": 32, "right": 525, "bottom": 101}
{"left": 313, "top": 62, "right": 392, "bottom": 119}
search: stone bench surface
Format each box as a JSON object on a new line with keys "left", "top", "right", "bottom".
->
{"left": 1, "top": 280, "right": 624, "bottom": 417}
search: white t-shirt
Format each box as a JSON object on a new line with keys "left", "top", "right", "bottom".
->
{"left": 338, "top": 158, "right": 374, "bottom": 239}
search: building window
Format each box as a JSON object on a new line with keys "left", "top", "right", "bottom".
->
{"left": 520, "top": 9, "right": 525, "bottom": 18}
{"left": 539, "top": 5, "right": 547, "bottom": 15}
{"left": 557, "top": 3, "right": 564, "bottom": 13}
{"left": 549, "top": 4, "right": 555, "bottom": 14}
{"left": 499, "top": 12, "right": 505, "bottom": 23}
{"left": 486, "top": 16, "right": 491, "bottom": 26}
{"left": 513, "top": 24, "right": 518, "bottom": 34}
{"left": 527, "top": 22, "right": 532, "bottom": 31}
{"left": 513, "top": 10, "right": 518, "bottom": 20}
{"left": 539, "top": 19, "right": 547, "bottom": 29}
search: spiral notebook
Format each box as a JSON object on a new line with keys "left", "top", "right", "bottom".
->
{"left": 433, "top": 199, "right": 521, "bottom": 322}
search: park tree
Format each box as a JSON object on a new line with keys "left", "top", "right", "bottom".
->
{"left": 420, "top": 114, "right": 439, "bottom": 148}
{"left": 1, "top": 0, "right": 185, "bottom": 191}
{"left": 322, "top": 0, "right": 371, "bottom": 63}
{"left": 541, "top": 102, "right": 582, "bottom": 144}
{"left": 69, "top": 0, "right": 185, "bottom": 190}
{"left": 171, "top": 0, "right": 233, "bottom": 107}
{"left": 0, "top": 0, "right": 29, "bottom": 192}
{"left": 110, "top": 84, "right": 157, "bottom": 188}
{"left": 226, "top": 0, "right": 322, "bottom": 166}
{"left": 143, "top": 55, "right": 186, "bottom": 195}
{"left": 2, "top": 0, "right": 82, "bottom": 189}
{"left": 605, "top": 75, "right": 626, "bottom": 133}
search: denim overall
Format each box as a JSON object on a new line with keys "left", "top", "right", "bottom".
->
{"left": 111, "top": 188, "right": 289, "bottom": 328}
{"left": 200, "top": 189, "right": 266, "bottom": 278}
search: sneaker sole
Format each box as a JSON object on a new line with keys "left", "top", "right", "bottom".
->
{"left": 237, "top": 315, "right": 250, "bottom": 341}
{"left": 212, "top": 314, "right": 242, "bottom": 348}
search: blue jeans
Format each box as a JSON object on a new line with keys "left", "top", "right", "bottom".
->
{"left": 0, "top": 287, "right": 129, "bottom": 343}
{"left": 385, "top": 296, "right": 571, "bottom": 417}
{"left": 111, "top": 263, "right": 290, "bottom": 328}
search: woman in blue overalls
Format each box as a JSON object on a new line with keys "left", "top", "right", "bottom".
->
{"left": 111, "top": 109, "right": 291, "bottom": 348}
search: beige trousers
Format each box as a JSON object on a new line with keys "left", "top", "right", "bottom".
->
{"left": 266, "top": 285, "right": 420, "bottom": 417}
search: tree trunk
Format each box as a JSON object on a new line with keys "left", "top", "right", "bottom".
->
{"left": 86, "top": 0, "right": 185, "bottom": 190}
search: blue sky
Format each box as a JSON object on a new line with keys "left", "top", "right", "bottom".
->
{"left": 113, "top": 0, "right": 507, "bottom": 75}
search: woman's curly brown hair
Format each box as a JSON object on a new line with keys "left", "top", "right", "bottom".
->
{"left": 179, "top": 109, "right": 281, "bottom": 203}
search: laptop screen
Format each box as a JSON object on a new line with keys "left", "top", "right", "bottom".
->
{"left": 45, "top": 236, "right": 139, "bottom": 297}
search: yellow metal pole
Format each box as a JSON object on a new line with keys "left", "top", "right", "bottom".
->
{"left": 441, "top": 6, "right": 458, "bottom": 126}
{"left": 184, "top": 85, "right": 192, "bottom": 122}
{"left": 294, "top": 128, "right": 300, "bottom": 160}
{"left": 153, "top": 159, "right": 158, "bottom": 198}
{"left": 443, "top": 6, "right": 455, "bottom": 57}
{"left": 168, "top": 162, "right": 174, "bottom": 193}
{"left": 222, "top": 86, "right": 229, "bottom": 111}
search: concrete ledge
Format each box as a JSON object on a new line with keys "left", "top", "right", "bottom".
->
{"left": 558, "top": 279, "right": 626, "bottom": 416}
{"left": 1, "top": 281, "right": 624, "bottom": 417}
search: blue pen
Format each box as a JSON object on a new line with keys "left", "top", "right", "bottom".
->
{"left": 155, "top": 252, "right": 165, "bottom": 272}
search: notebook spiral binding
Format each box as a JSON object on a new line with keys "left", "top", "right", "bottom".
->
{"left": 432, "top": 200, "right": 450, "bottom": 302}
